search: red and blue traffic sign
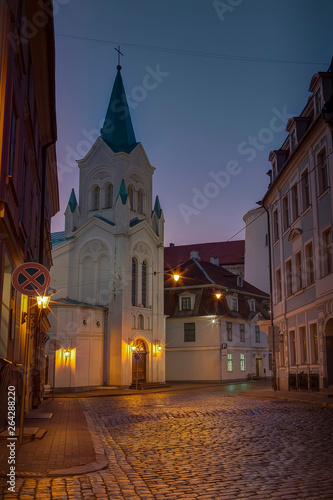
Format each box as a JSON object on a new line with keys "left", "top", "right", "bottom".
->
{"left": 12, "top": 262, "right": 51, "bottom": 297}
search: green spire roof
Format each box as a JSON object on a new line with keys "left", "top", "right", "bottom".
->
{"left": 117, "top": 179, "right": 128, "bottom": 204}
{"left": 154, "top": 196, "right": 162, "bottom": 219}
{"left": 101, "top": 68, "right": 138, "bottom": 153}
{"left": 68, "top": 188, "right": 78, "bottom": 213}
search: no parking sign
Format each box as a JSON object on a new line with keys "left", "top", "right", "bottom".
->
{"left": 12, "top": 262, "right": 51, "bottom": 296}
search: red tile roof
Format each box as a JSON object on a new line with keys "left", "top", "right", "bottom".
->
{"left": 164, "top": 240, "right": 245, "bottom": 269}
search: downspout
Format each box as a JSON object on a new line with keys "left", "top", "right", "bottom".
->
{"left": 257, "top": 201, "right": 277, "bottom": 392}
{"left": 39, "top": 141, "right": 54, "bottom": 265}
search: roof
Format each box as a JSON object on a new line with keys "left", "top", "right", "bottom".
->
{"left": 165, "top": 258, "right": 268, "bottom": 296}
{"left": 100, "top": 68, "right": 138, "bottom": 154}
{"left": 130, "top": 217, "right": 144, "bottom": 227}
{"left": 153, "top": 196, "right": 162, "bottom": 219}
{"left": 93, "top": 214, "right": 115, "bottom": 226}
{"left": 68, "top": 189, "right": 78, "bottom": 213}
{"left": 164, "top": 240, "right": 245, "bottom": 269}
{"left": 164, "top": 259, "right": 269, "bottom": 320}
{"left": 117, "top": 179, "right": 128, "bottom": 204}
{"left": 51, "top": 231, "right": 68, "bottom": 247}
{"left": 53, "top": 297, "right": 107, "bottom": 310}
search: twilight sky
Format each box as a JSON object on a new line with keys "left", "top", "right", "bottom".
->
{"left": 52, "top": 0, "right": 333, "bottom": 246}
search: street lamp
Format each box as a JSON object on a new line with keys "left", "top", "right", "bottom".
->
{"left": 36, "top": 295, "right": 50, "bottom": 309}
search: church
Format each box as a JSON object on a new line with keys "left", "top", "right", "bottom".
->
{"left": 48, "top": 64, "right": 166, "bottom": 389}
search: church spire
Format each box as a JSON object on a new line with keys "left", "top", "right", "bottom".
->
{"left": 68, "top": 188, "right": 78, "bottom": 213}
{"left": 101, "top": 66, "right": 138, "bottom": 154}
{"left": 153, "top": 195, "right": 162, "bottom": 219}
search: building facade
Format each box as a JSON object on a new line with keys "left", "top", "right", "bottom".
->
{"left": 49, "top": 66, "right": 165, "bottom": 390}
{"left": 0, "top": 0, "right": 59, "bottom": 425}
{"left": 165, "top": 258, "right": 271, "bottom": 382}
{"left": 261, "top": 64, "right": 333, "bottom": 391}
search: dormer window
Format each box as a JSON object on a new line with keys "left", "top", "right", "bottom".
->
{"left": 248, "top": 299, "right": 255, "bottom": 312}
{"left": 232, "top": 298, "right": 238, "bottom": 311}
{"left": 237, "top": 276, "right": 243, "bottom": 287}
{"left": 179, "top": 292, "right": 196, "bottom": 311}
{"left": 315, "top": 89, "right": 322, "bottom": 116}
{"left": 290, "top": 131, "right": 296, "bottom": 153}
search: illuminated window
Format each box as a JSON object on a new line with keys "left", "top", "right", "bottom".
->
{"left": 227, "top": 353, "right": 233, "bottom": 372}
{"left": 240, "top": 353, "right": 246, "bottom": 371}
{"left": 184, "top": 323, "right": 195, "bottom": 342}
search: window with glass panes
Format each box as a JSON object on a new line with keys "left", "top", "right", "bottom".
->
{"left": 240, "top": 323, "right": 245, "bottom": 342}
{"left": 181, "top": 297, "right": 191, "bottom": 310}
{"left": 226, "top": 322, "right": 232, "bottom": 341}
{"left": 255, "top": 325, "right": 260, "bottom": 343}
{"left": 227, "top": 353, "right": 233, "bottom": 372}
{"left": 240, "top": 353, "right": 246, "bottom": 371}
{"left": 184, "top": 323, "right": 195, "bottom": 342}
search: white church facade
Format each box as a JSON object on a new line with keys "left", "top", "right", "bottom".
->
{"left": 48, "top": 65, "right": 166, "bottom": 389}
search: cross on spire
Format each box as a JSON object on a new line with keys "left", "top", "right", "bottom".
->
{"left": 114, "top": 45, "right": 124, "bottom": 70}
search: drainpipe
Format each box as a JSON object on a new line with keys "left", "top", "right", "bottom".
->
{"left": 256, "top": 200, "right": 277, "bottom": 392}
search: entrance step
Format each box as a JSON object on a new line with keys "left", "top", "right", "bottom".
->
{"left": 128, "top": 382, "right": 170, "bottom": 390}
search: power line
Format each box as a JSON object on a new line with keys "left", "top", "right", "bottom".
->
{"left": 55, "top": 33, "right": 328, "bottom": 66}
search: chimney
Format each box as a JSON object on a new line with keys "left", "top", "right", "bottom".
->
{"left": 210, "top": 256, "right": 219, "bottom": 266}
{"left": 190, "top": 250, "right": 200, "bottom": 260}
{"left": 169, "top": 243, "right": 175, "bottom": 247}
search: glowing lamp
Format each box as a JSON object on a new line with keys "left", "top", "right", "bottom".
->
{"left": 215, "top": 292, "right": 222, "bottom": 300}
{"left": 64, "top": 350, "right": 70, "bottom": 360}
{"left": 36, "top": 295, "right": 50, "bottom": 309}
{"left": 157, "top": 345, "right": 162, "bottom": 352}
{"left": 173, "top": 274, "right": 180, "bottom": 282}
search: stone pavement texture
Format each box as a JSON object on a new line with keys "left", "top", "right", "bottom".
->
{"left": 0, "top": 381, "right": 332, "bottom": 499}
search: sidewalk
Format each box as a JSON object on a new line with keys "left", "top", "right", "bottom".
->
{"left": 0, "top": 381, "right": 332, "bottom": 479}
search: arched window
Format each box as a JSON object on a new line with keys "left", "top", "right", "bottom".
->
{"left": 138, "top": 314, "right": 144, "bottom": 329}
{"left": 92, "top": 186, "right": 100, "bottom": 210}
{"left": 142, "top": 261, "right": 147, "bottom": 307}
{"left": 132, "top": 258, "right": 137, "bottom": 306}
{"left": 105, "top": 183, "right": 113, "bottom": 208}
{"left": 128, "top": 185, "right": 134, "bottom": 211}
{"left": 138, "top": 189, "right": 145, "bottom": 215}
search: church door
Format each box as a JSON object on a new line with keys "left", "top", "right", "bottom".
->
{"left": 132, "top": 339, "right": 147, "bottom": 383}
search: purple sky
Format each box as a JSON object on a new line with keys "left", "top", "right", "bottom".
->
{"left": 52, "top": 0, "right": 333, "bottom": 246}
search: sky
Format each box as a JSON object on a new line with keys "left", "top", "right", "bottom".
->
{"left": 52, "top": 0, "right": 333, "bottom": 246}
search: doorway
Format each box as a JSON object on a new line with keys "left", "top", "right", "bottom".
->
{"left": 256, "top": 354, "right": 262, "bottom": 378}
{"left": 132, "top": 339, "right": 147, "bottom": 383}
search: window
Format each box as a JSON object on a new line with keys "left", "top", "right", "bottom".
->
{"left": 142, "top": 261, "right": 147, "bottom": 307}
{"left": 315, "top": 90, "right": 322, "bottom": 115}
{"left": 138, "top": 314, "right": 144, "bottom": 329}
{"left": 290, "top": 131, "right": 296, "bottom": 153}
{"left": 301, "top": 169, "right": 310, "bottom": 211}
{"left": 322, "top": 228, "right": 332, "bottom": 276}
{"left": 138, "top": 189, "right": 144, "bottom": 215}
{"left": 237, "top": 276, "right": 243, "bottom": 287}
{"left": 227, "top": 353, "right": 233, "bottom": 372}
{"left": 181, "top": 297, "right": 191, "bottom": 311}
{"left": 291, "top": 184, "right": 299, "bottom": 221}
{"left": 317, "top": 149, "right": 329, "bottom": 195}
{"left": 131, "top": 258, "right": 137, "bottom": 306}
{"left": 231, "top": 298, "right": 238, "bottom": 311}
{"left": 128, "top": 185, "right": 134, "bottom": 210}
{"left": 240, "top": 323, "right": 245, "bottom": 342}
{"left": 8, "top": 107, "right": 17, "bottom": 176}
{"left": 255, "top": 325, "right": 260, "bottom": 343}
{"left": 295, "top": 251, "right": 302, "bottom": 291}
{"left": 240, "top": 353, "right": 246, "bottom": 371}
{"left": 249, "top": 299, "right": 255, "bottom": 312}
{"left": 105, "top": 183, "right": 113, "bottom": 208}
{"left": 273, "top": 209, "right": 279, "bottom": 243}
{"left": 305, "top": 242, "right": 314, "bottom": 285}
{"left": 282, "top": 195, "right": 289, "bottom": 232}
{"left": 286, "top": 260, "right": 292, "bottom": 296}
{"left": 92, "top": 186, "right": 100, "bottom": 210}
{"left": 289, "top": 330, "right": 296, "bottom": 365}
{"left": 184, "top": 323, "right": 195, "bottom": 342}
{"left": 279, "top": 334, "right": 285, "bottom": 367}
{"left": 226, "top": 322, "right": 233, "bottom": 341}
{"left": 299, "top": 326, "right": 307, "bottom": 364}
{"left": 310, "top": 323, "right": 318, "bottom": 364}
{"left": 276, "top": 268, "right": 282, "bottom": 303}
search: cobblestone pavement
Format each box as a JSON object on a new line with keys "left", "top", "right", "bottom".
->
{"left": 1, "top": 389, "right": 333, "bottom": 499}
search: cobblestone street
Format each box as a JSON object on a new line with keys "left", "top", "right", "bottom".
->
{"left": 1, "top": 387, "right": 333, "bottom": 499}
